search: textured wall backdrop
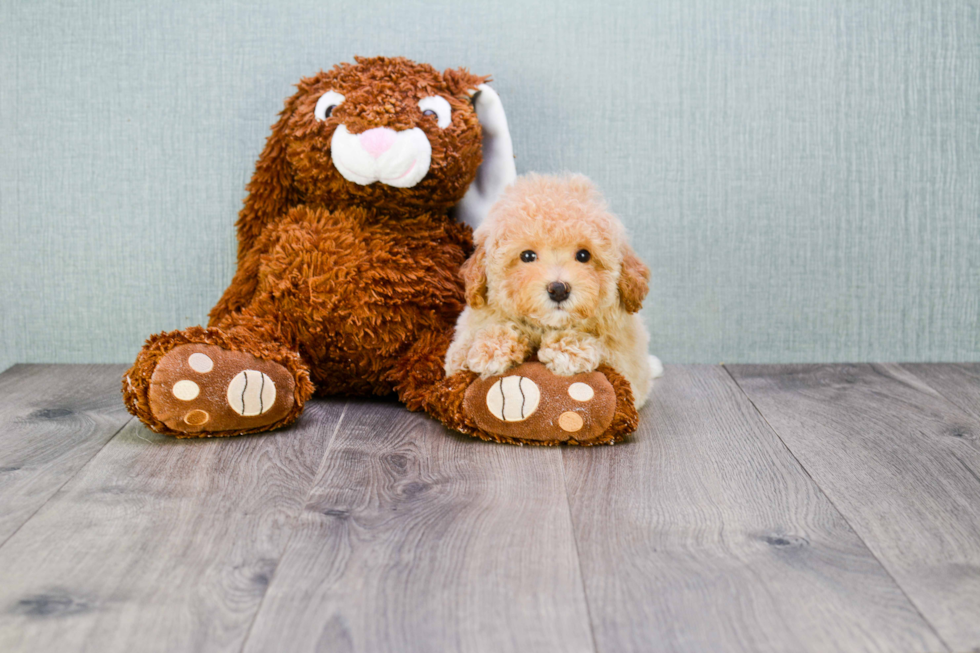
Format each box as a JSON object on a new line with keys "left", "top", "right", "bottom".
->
{"left": 1, "top": 0, "right": 978, "bottom": 372}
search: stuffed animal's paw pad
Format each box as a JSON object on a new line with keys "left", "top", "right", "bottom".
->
{"left": 485, "top": 375, "right": 540, "bottom": 422}
{"left": 184, "top": 409, "right": 210, "bottom": 426}
{"left": 558, "top": 411, "right": 584, "bottom": 433}
{"left": 226, "top": 370, "right": 277, "bottom": 416}
{"left": 567, "top": 382, "right": 594, "bottom": 402}
{"left": 464, "top": 362, "right": 617, "bottom": 444}
{"left": 187, "top": 353, "right": 214, "bottom": 373}
{"left": 147, "top": 344, "right": 294, "bottom": 435}
{"left": 171, "top": 380, "right": 200, "bottom": 401}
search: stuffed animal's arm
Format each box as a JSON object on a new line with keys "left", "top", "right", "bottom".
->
{"left": 209, "top": 205, "right": 303, "bottom": 324}
{"left": 537, "top": 331, "right": 604, "bottom": 376}
{"left": 209, "top": 258, "right": 262, "bottom": 324}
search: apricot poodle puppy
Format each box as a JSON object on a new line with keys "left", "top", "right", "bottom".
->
{"left": 445, "top": 173, "right": 663, "bottom": 409}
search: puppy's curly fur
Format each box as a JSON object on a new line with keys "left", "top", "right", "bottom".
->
{"left": 446, "top": 174, "right": 661, "bottom": 408}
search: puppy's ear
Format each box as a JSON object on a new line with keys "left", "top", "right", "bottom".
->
{"left": 236, "top": 91, "right": 301, "bottom": 262}
{"left": 618, "top": 245, "right": 650, "bottom": 314}
{"left": 460, "top": 244, "right": 488, "bottom": 308}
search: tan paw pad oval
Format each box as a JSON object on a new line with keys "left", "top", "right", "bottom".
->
{"left": 558, "top": 411, "right": 584, "bottom": 433}
{"left": 184, "top": 409, "right": 209, "bottom": 426}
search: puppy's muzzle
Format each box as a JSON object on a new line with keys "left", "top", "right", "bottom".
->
{"left": 547, "top": 281, "right": 571, "bottom": 304}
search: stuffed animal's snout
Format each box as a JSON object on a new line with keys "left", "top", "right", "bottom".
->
{"left": 547, "top": 281, "right": 571, "bottom": 303}
{"left": 331, "top": 124, "right": 432, "bottom": 188}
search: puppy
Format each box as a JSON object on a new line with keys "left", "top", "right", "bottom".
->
{"left": 446, "top": 173, "right": 662, "bottom": 409}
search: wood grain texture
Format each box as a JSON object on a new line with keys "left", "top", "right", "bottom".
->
{"left": 0, "top": 397, "right": 346, "bottom": 653}
{"left": 242, "top": 399, "right": 594, "bottom": 653}
{"left": 5, "top": 364, "right": 980, "bottom": 652}
{"left": 901, "top": 363, "right": 980, "bottom": 423}
{"left": 563, "top": 365, "right": 945, "bottom": 653}
{"left": 0, "top": 364, "right": 131, "bottom": 545}
{"left": 729, "top": 363, "right": 980, "bottom": 652}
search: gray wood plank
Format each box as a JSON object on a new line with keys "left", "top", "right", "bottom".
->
{"left": 729, "top": 363, "right": 980, "bottom": 652}
{"left": 563, "top": 365, "right": 945, "bottom": 653}
{"left": 0, "top": 364, "right": 132, "bottom": 544}
{"left": 901, "top": 363, "right": 980, "bottom": 423}
{"left": 0, "top": 397, "right": 346, "bottom": 653}
{"left": 242, "top": 399, "right": 595, "bottom": 653}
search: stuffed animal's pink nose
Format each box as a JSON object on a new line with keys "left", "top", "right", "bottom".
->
{"left": 359, "top": 127, "right": 396, "bottom": 159}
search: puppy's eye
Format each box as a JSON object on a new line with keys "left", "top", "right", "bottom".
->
{"left": 576, "top": 249, "right": 592, "bottom": 263}
{"left": 314, "top": 90, "right": 345, "bottom": 122}
{"left": 520, "top": 250, "right": 537, "bottom": 263}
{"left": 418, "top": 96, "right": 452, "bottom": 129}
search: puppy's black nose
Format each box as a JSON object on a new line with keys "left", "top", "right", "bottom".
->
{"left": 547, "top": 281, "right": 570, "bottom": 303}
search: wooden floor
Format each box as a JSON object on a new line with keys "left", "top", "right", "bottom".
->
{"left": 0, "top": 364, "right": 978, "bottom": 653}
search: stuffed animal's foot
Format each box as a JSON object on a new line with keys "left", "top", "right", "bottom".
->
{"left": 123, "top": 327, "right": 313, "bottom": 438}
{"left": 146, "top": 344, "right": 295, "bottom": 435}
{"left": 461, "top": 361, "right": 626, "bottom": 445}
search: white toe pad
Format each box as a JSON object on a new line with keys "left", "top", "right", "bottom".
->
{"left": 188, "top": 353, "right": 214, "bottom": 373}
{"left": 486, "top": 376, "right": 540, "bottom": 422}
{"left": 227, "top": 370, "right": 276, "bottom": 416}
{"left": 172, "top": 380, "right": 200, "bottom": 401}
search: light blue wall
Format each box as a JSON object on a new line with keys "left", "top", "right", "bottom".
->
{"left": 2, "top": 0, "right": 978, "bottom": 372}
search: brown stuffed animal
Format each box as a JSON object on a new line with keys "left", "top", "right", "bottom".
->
{"left": 122, "top": 56, "right": 641, "bottom": 445}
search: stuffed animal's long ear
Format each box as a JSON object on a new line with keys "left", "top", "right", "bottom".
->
{"left": 460, "top": 244, "right": 488, "bottom": 308}
{"left": 234, "top": 95, "right": 300, "bottom": 261}
{"left": 450, "top": 84, "right": 516, "bottom": 230}
{"left": 618, "top": 245, "right": 650, "bottom": 314}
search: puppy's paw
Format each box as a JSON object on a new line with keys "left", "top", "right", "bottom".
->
{"left": 538, "top": 332, "right": 603, "bottom": 376}
{"left": 444, "top": 338, "right": 471, "bottom": 376}
{"left": 466, "top": 347, "right": 519, "bottom": 377}
{"left": 465, "top": 325, "right": 531, "bottom": 378}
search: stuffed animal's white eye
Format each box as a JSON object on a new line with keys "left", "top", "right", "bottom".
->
{"left": 418, "top": 96, "right": 452, "bottom": 129}
{"left": 314, "top": 90, "right": 345, "bottom": 121}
